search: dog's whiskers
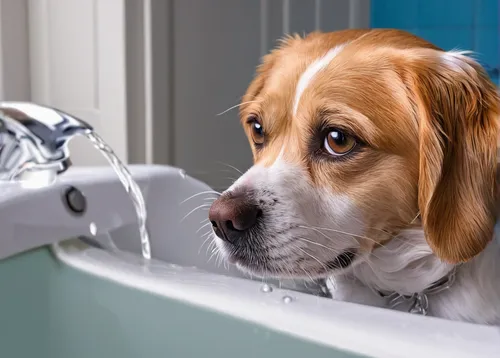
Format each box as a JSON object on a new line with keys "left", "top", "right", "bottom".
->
{"left": 299, "top": 225, "right": 375, "bottom": 244}
{"left": 200, "top": 230, "right": 212, "bottom": 238}
{"left": 300, "top": 267, "right": 316, "bottom": 282}
{"left": 180, "top": 203, "right": 213, "bottom": 222}
{"left": 206, "top": 238, "right": 217, "bottom": 255}
{"left": 198, "top": 232, "right": 214, "bottom": 254}
{"left": 208, "top": 245, "right": 220, "bottom": 263}
{"left": 298, "top": 224, "right": 420, "bottom": 250}
{"left": 297, "top": 226, "right": 390, "bottom": 261}
{"left": 410, "top": 211, "right": 420, "bottom": 224}
{"left": 216, "top": 161, "right": 245, "bottom": 176}
{"left": 180, "top": 190, "right": 221, "bottom": 204}
{"left": 222, "top": 176, "right": 239, "bottom": 183}
{"left": 216, "top": 100, "right": 261, "bottom": 116}
{"left": 296, "top": 246, "right": 329, "bottom": 273}
{"left": 295, "top": 236, "right": 342, "bottom": 254}
{"left": 352, "top": 252, "right": 379, "bottom": 274}
{"left": 196, "top": 221, "right": 213, "bottom": 233}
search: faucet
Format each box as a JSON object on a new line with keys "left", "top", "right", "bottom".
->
{"left": 0, "top": 102, "right": 93, "bottom": 185}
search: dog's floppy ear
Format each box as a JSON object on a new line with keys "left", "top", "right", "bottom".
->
{"left": 408, "top": 50, "right": 499, "bottom": 263}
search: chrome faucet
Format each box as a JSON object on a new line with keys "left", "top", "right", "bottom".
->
{"left": 0, "top": 102, "right": 93, "bottom": 184}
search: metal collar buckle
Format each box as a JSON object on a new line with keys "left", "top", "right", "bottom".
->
{"left": 378, "top": 266, "right": 458, "bottom": 316}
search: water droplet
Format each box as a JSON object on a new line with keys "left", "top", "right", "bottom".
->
{"left": 260, "top": 284, "right": 273, "bottom": 293}
{"left": 89, "top": 222, "right": 97, "bottom": 236}
{"left": 282, "top": 295, "right": 293, "bottom": 304}
{"left": 179, "top": 169, "right": 186, "bottom": 179}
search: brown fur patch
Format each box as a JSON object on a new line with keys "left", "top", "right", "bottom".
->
{"left": 402, "top": 50, "right": 499, "bottom": 263}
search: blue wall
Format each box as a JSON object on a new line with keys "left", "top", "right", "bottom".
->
{"left": 371, "top": 0, "right": 499, "bottom": 84}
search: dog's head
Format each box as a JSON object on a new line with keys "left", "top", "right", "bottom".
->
{"left": 209, "top": 29, "right": 499, "bottom": 279}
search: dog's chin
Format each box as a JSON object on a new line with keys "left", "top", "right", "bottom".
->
{"left": 218, "top": 239, "right": 358, "bottom": 279}
{"left": 220, "top": 247, "right": 287, "bottom": 278}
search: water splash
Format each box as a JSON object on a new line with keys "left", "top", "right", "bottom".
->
{"left": 86, "top": 132, "right": 151, "bottom": 260}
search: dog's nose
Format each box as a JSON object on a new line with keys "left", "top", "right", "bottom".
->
{"left": 208, "top": 192, "right": 261, "bottom": 243}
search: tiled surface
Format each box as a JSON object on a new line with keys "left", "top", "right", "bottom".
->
{"left": 414, "top": 28, "right": 474, "bottom": 50}
{"left": 371, "top": 0, "right": 419, "bottom": 28}
{"left": 371, "top": 0, "right": 499, "bottom": 84}
{"left": 477, "top": 0, "right": 499, "bottom": 27}
{"left": 475, "top": 28, "right": 499, "bottom": 77}
{"left": 416, "top": 0, "right": 474, "bottom": 27}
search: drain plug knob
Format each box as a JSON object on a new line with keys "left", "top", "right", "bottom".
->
{"left": 63, "top": 186, "right": 87, "bottom": 215}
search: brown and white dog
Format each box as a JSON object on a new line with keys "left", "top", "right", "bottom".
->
{"left": 208, "top": 29, "right": 500, "bottom": 324}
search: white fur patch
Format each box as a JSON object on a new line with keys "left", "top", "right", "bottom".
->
{"left": 328, "top": 227, "right": 500, "bottom": 324}
{"left": 292, "top": 45, "right": 345, "bottom": 116}
{"left": 351, "top": 229, "right": 454, "bottom": 295}
{"left": 218, "top": 155, "right": 365, "bottom": 279}
{"left": 441, "top": 50, "right": 475, "bottom": 73}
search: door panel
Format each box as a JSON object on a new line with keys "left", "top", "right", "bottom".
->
{"left": 28, "top": 0, "right": 128, "bottom": 166}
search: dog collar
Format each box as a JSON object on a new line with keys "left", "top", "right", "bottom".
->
{"left": 376, "top": 265, "right": 458, "bottom": 316}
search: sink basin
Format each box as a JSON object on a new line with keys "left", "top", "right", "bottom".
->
{"left": 0, "top": 164, "right": 498, "bottom": 358}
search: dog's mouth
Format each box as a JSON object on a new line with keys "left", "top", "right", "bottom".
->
{"left": 325, "top": 250, "right": 356, "bottom": 270}
{"left": 223, "top": 243, "right": 357, "bottom": 278}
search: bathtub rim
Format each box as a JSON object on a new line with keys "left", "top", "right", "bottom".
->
{"left": 52, "top": 238, "right": 500, "bottom": 358}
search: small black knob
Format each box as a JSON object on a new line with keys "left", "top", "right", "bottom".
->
{"left": 63, "top": 186, "right": 87, "bottom": 215}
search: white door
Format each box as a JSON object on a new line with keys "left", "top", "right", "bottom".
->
{"left": 28, "top": 0, "right": 128, "bottom": 166}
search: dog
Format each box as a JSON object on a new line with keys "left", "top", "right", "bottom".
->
{"left": 208, "top": 29, "right": 500, "bottom": 325}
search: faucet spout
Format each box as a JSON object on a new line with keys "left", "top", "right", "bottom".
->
{"left": 0, "top": 102, "right": 93, "bottom": 184}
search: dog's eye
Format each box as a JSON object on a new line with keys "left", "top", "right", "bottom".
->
{"left": 248, "top": 116, "right": 264, "bottom": 145}
{"left": 323, "top": 129, "right": 356, "bottom": 156}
